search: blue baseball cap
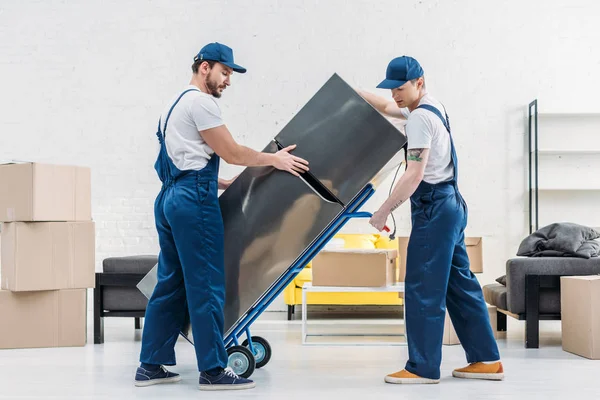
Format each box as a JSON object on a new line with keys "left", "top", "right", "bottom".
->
{"left": 194, "top": 42, "right": 247, "bottom": 74}
{"left": 376, "top": 56, "right": 424, "bottom": 89}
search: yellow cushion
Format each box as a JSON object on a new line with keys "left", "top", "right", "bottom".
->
{"left": 374, "top": 234, "right": 397, "bottom": 250}
{"left": 293, "top": 267, "right": 312, "bottom": 287}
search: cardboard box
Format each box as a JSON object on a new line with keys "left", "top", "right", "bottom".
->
{"left": 0, "top": 289, "right": 87, "bottom": 349}
{"left": 397, "top": 236, "right": 483, "bottom": 282}
{"left": 311, "top": 248, "right": 398, "bottom": 287}
{"left": 0, "top": 162, "right": 91, "bottom": 222}
{"left": 560, "top": 276, "right": 600, "bottom": 359}
{"left": 443, "top": 305, "right": 498, "bottom": 345}
{"left": 397, "top": 237, "right": 409, "bottom": 282}
{"left": 1, "top": 221, "right": 95, "bottom": 291}
{"left": 465, "top": 237, "right": 483, "bottom": 273}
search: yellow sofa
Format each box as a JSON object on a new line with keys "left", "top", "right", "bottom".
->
{"left": 283, "top": 233, "right": 403, "bottom": 319}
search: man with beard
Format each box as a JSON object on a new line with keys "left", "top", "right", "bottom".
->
{"left": 135, "top": 42, "right": 309, "bottom": 391}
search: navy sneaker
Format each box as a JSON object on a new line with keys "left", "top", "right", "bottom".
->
{"left": 134, "top": 365, "right": 182, "bottom": 387}
{"left": 198, "top": 367, "right": 256, "bottom": 391}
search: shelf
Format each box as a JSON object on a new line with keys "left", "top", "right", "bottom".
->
{"left": 537, "top": 223, "right": 600, "bottom": 233}
{"left": 535, "top": 112, "right": 600, "bottom": 117}
{"left": 531, "top": 149, "right": 600, "bottom": 155}
{"left": 536, "top": 187, "right": 600, "bottom": 192}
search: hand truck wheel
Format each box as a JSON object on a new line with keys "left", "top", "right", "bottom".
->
{"left": 242, "top": 336, "right": 272, "bottom": 369}
{"left": 226, "top": 345, "right": 256, "bottom": 378}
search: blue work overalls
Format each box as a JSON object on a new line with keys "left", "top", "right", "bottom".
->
{"left": 404, "top": 104, "right": 500, "bottom": 380}
{"left": 139, "top": 88, "right": 228, "bottom": 372}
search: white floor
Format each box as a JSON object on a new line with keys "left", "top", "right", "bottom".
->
{"left": 0, "top": 310, "right": 597, "bottom": 400}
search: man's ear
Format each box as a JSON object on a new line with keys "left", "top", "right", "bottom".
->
{"left": 200, "top": 61, "right": 211, "bottom": 74}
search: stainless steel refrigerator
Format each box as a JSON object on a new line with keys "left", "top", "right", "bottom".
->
{"left": 138, "top": 72, "right": 407, "bottom": 341}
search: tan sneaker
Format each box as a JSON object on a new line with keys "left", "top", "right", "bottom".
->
{"left": 384, "top": 369, "right": 440, "bottom": 384}
{"left": 452, "top": 362, "right": 504, "bottom": 381}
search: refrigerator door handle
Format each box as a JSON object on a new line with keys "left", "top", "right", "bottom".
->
{"left": 297, "top": 170, "right": 342, "bottom": 205}
{"left": 272, "top": 138, "right": 344, "bottom": 206}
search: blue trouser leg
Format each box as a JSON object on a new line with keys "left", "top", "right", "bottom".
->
{"left": 404, "top": 193, "right": 454, "bottom": 380}
{"left": 446, "top": 231, "right": 500, "bottom": 363}
{"left": 404, "top": 187, "right": 500, "bottom": 379}
{"left": 168, "top": 177, "right": 228, "bottom": 371}
{"left": 140, "top": 189, "right": 187, "bottom": 366}
{"left": 140, "top": 177, "right": 228, "bottom": 371}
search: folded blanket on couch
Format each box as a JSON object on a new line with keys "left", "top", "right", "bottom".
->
{"left": 517, "top": 222, "right": 600, "bottom": 259}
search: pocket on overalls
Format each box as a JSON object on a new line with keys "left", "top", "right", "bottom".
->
{"left": 411, "top": 193, "right": 433, "bottom": 222}
{"left": 419, "top": 192, "right": 434, "bottom": 221}
{"left": 197, "top": 181, "right": 210, "bottom": 204}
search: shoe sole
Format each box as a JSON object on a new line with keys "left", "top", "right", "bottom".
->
{"left": 134, "top": 376, "right": 182, "bottom": 387}
{"left": 452, "top": 371, "right": 504, "bottom": 381}
{"left": 199, "top": 382, "right": 256, "bottom": 391}
{"left": 384, "top": 376, "right": 439, "bottom": 384}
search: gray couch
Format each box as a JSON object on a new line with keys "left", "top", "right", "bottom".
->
{"left": 94, "top": 255, "right": 157, "bottom": 344}
{"left": 483, "top": 256, "right": 600, "bottom": 348}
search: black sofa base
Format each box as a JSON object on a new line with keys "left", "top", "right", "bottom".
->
{"left": 94, "top": 272, "right": 147, "bottom": 344}
{"left": 491, "top": 274, "right": 562, "bottom": 349}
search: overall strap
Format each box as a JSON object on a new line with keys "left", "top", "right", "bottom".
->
{"left": 158, "top": 88, "right": 200, "bottom": 138}
{"left": 416, "top": 103, "right": 460, "bottom": 186}
{"left": 403, "top": 104, "right": 452, "bottom": 169}
{"left": 416, "top": 104, "right": 450, "bottom": 133}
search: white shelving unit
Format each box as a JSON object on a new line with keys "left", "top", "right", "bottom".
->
{"left": 528, "top": 100, "right": 600, "bottom": 233}
{"left": 535, "top": 149, "right": 600, "bottom": 155}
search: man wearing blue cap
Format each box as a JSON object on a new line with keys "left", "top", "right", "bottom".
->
{"left": 359, "top": 56, "right": 503, "bottom": 384}
{"left": 134, "top": 42, "right": 309, "bottom": 391}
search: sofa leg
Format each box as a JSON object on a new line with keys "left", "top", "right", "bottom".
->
{"left": 497, "top": 311, "right": 507, "bottom": 332}
{"left": 525, "top": 275, "right": 540, "bottom": 349}
{"left": 135, "top": 317, "right": 142, "bottom": 330}
{"left": 287, "top": 305, "right": 294, "bottom": 321}
{"left": 94, "top": 276, "right": 104, "bottom": 344}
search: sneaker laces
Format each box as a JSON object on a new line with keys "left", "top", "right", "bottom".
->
{"left": 223, "top": 367, "right": 240, "bottom": 379}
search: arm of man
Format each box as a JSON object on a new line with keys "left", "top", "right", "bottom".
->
{"left": 370, "top": 110, "right": 434, "bottom": 230}
{"left": 191, "top": 94, "right": 308, "bottom": 176}
{"left": 201, "top": 125, "right": 309, "bottom": 177}
{"left": 369, "top": 148, "right": 429, "bottom": 230}
{"left": 356, "top": 90, "right": 408, "bottom": 119}
{"left": 381, "top": 148, "right": 429, "bottom": 214}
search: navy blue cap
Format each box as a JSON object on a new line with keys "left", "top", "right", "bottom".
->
{"left": 194, "top": 42, "right": 247, "bottom": 74}
{"left": 376, "top": 56, "right": 424, "bottom": 89}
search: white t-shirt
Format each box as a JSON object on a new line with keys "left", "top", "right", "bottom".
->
{"left": 401, "top": 94, "right": 454, "bottom": 184}
{"left": 159, "top": 85, "right": 224, "bottom": 171}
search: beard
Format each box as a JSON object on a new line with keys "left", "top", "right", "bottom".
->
{"left": 205, "top": 75, "right": 223, "bottom": 98}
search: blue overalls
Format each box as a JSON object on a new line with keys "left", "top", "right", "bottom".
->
{"left": 404, "top": 104, "right": 500, "bottom": 380}
{"left": 139, "top": 88, "right": 228, "bottom": 372}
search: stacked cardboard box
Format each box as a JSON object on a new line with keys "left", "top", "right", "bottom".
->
{"left": 0, "top": 162, "right": 94, "bottom": 349}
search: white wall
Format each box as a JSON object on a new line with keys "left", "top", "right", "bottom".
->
{"left": 1, "top": 0, "right": 599, "bottom": 311}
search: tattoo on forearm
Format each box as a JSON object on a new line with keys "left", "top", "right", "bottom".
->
{"left": 407, "top": 148, "right": 424, "bottom": 162}
{"left": 390, "top": 199, "right": 405, "bottom": 211}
